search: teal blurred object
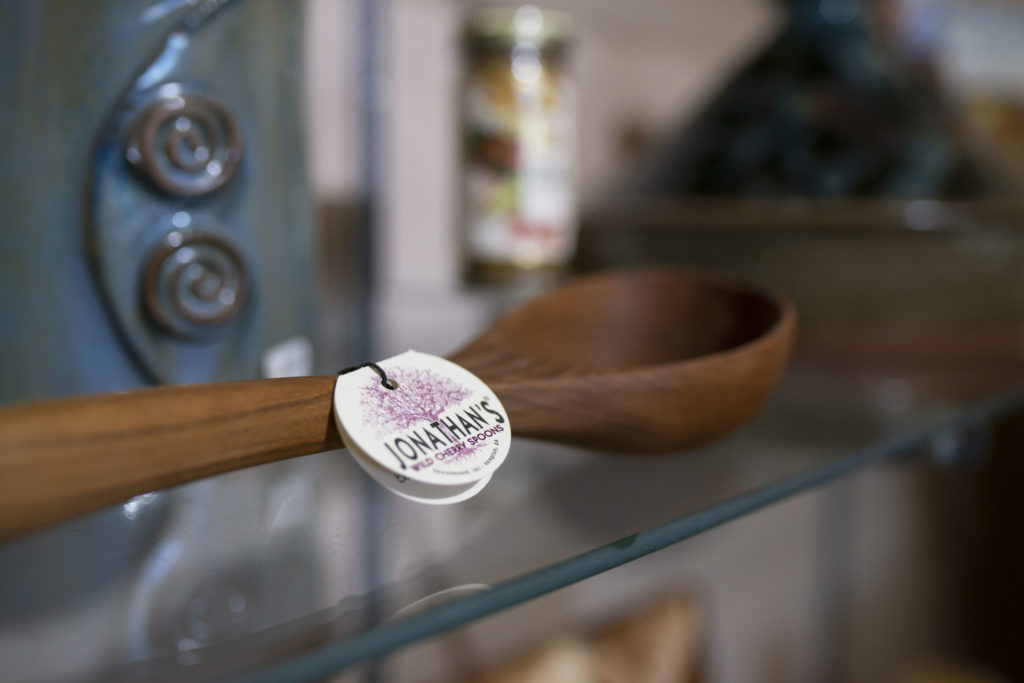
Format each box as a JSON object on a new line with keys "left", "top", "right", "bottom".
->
{"left": 0, "top": 0, "right": 315, "bottom": 401}
{"left": 0, "top": 3, "right": 341, "bottom": 679}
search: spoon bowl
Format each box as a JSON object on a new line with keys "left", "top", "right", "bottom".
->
{"left": 0, "top": 267, "right": 794, "bottom": 540}
{"left": 452, "top": 267, "right": 796, "bottom": 451}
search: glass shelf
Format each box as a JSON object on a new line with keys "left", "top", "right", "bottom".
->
{"left": 3, "top": 355, "right": 1022, "bottom": 682}
{"left": 237, "top": 398, "right": 1019, "bottom": 683}
{"left": 4, "top": 275, "right": 1024, "bottom": 682}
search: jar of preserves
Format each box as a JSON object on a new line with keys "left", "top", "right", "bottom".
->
{"left": 461, "top": 5, "right": 576, "bottom": 284}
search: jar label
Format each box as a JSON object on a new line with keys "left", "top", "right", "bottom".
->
{"left": 463, "top": 63, "right": 577, "bottom": 267}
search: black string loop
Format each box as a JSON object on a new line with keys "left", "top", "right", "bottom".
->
{"left": 338, "top": 362, "right": 398, "bottom": 390}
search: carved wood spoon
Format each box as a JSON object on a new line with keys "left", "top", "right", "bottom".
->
{"left": 0, "top": 267, "right": 795, "bottom": 541}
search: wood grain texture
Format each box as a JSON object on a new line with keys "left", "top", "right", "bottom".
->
{"left": 451, "top": 267, "right": 796, "bottom": 451}
{"left": 0, "top": 267, "right": 794, "bottom": 541}
{"left": 0, "top": 376, "right": 342, "bottom": 542}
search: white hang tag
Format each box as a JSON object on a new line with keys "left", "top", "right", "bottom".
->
{"left": 333, "top": 350, "right": 512, "bottom": 494}
{"left": 347, "top": 443, "right": 494, "bottom": 505}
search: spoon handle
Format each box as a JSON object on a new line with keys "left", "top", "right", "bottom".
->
{"left": 0, "top": 376, "right": 344, "bottom": 542}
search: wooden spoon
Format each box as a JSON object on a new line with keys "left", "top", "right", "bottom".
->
{"left": 0, "top": 267, "right": 795, "bottom": 541}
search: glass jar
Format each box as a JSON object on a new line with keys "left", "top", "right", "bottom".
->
{"left": 460, "top": 5, "right": 576, "bottom": 284}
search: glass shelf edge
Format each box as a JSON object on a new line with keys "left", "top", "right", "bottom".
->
{"left": 239, "top": 385, "right": 1024, "bottom": 683}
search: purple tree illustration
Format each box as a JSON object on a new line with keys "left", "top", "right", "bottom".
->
{"left": 360, "top": 366, "right": 473, "bottom": 441}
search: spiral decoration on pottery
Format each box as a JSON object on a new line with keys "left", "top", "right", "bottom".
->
{"left": 142, "top": 229, "right": 250, "bottom": 337}
{"left": 125, "top": 92, "right": 243, "bottom": 197}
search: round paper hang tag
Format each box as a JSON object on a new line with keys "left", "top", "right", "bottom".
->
{"left": 333, "top": 350, "right": 512, "bottom": 487}
{"left": 346, "top": 444, "right": 494, "bottom": 505}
